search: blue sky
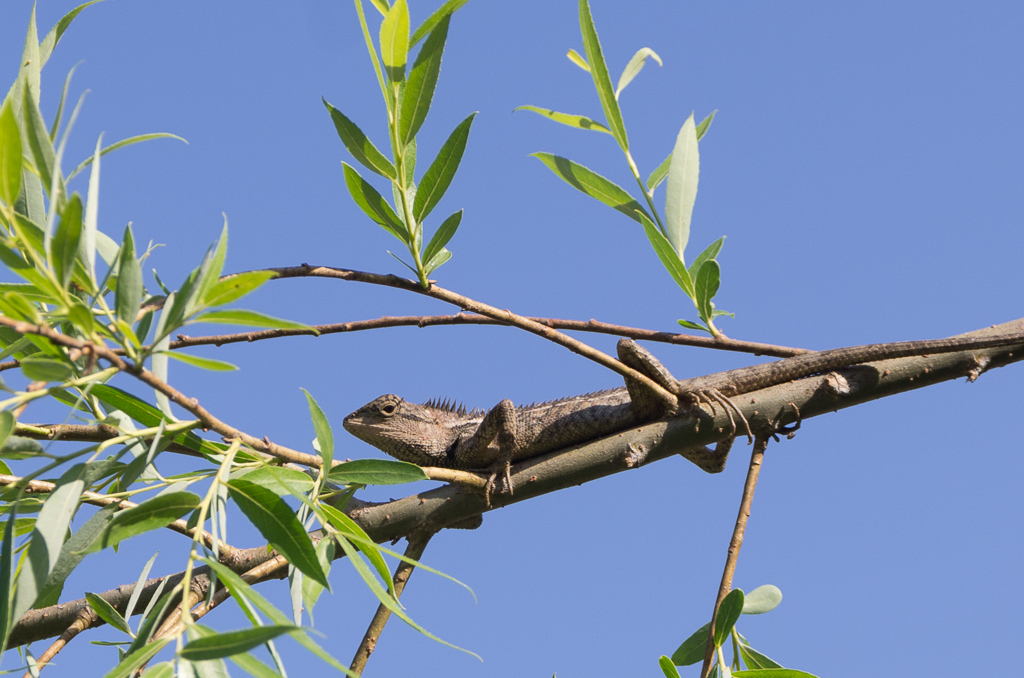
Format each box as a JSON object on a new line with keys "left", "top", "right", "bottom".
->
{"left": 2, "top": 1, "right": 1022, "bottom": 676}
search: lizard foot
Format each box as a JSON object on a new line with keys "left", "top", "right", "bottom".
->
{"left": 483, "top": 461, "right": 514, "bottom": 507}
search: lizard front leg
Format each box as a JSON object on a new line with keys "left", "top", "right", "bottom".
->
{"left": 451, "top": 399, "right": 520, "bottom": 501}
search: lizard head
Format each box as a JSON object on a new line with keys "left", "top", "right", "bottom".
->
{"left": 343, "top": 394, "right": 458, "bottom": 465}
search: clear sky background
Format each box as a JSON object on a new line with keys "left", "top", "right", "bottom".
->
{"left": 2, "top": 1, "right": 1022, "bottom": 676}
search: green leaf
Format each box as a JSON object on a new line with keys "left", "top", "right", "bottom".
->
{"left": 83, "top": 134, "right": 101, "bottom": 279}
{"left": 235, "top": 466, "right": 314, "bottom": 496}
{"left": 342, "top": 162, "right": 407, "bottom": 241}
{"left": 637, "top": 211, "right": 694, "bottom": 297}
{"left": 422, "top": 209, "right": 461, "bottom": 268}
{"left": 672, "top": 622, "right": 710, "bottom": 666}
{"left": 193, "top": 309, "right": 316, "bottom": 332}
{"left": 566, "top": 48, "right": 590, "bottom": 72}
{"left": 689, "top": 236, "right": 725, "bottom": 279}
{"left": 85, "top": 492, "right": 200, "bottom": 554}
{"left": 20, "top": 80, "right": 63, "bottom": 202}
{"left": 578, "top": 0, "right": 628, "bottom": 150}
{"left": 0, "top": 514, "right": 17, "bottom": 653}
{"left": 410, "top": 0, "right": 470, "bottom": 45}
{"left": 302, "top": 389, "right": 334, "bottom": 469}
{"left": 694, "top": 259, "right": 720, "bottom": 323}
{"left": 664, "top": 113, "right": 699, "bottom": 258}
{"left": 714, "top": 588, "right": 744, "bottom": 647}
{"left": 737, "top": 644, "right": 783, "bottom": 670}
{"left": 677, "top": 319, "right": 708, "bottom": 332}
{"left": 201, "top": 270, "right": 276, "bottom": 308}
{"left": 323, "top": 100, "right": 396, "bottom": 180}
{"left": 615, "top": 47, "right": 662, "bottom": 99}
{"left": 116, "top": 225, "right": 143, "bottom": 327}
{"left": 86, "top": 591, "right": 132, "bottom": 635}
{"left": 327, "top": 458, "right": 429, "bottom": 486}
{"left": 35, "top": 503, "right": 118, "bottom": 607}
{"left": 164, "top": 352, "right": 238, "bottom": 372}
{"left": 186, "top": 625, "right": 283, "bottom": 678}
{"left": 199, "top": 557, "right": 356, "bottom": 676}
{"left": 101, "top": 637, "right": 171, "bottom": 678}
{"left": 180, "top": 625, "right": 299, "bottom": 661}
{"left": 0, "top": 100, "right": 22, "bottom": 208}
{"left": 399, "top": 14, "right": 449, "bottom": 146}
{"left": 659, "top": 655, "right": 683, "bottom": 678}
{"left": 696, "top": 110, "right": 717, "bottom": 141}
{"left": 412, "top": 112, "right": 475, "bottom": 222}
{"left": 379, "top": 0, "right": 410, "bottom": 82}
{"left": 39, "top": 2, "right": 103, "bottom": 68}
{"left": 423, "top": 246, "right": 451, "bottom": 275}
{"left": 19, "top": 356, "right": 74, "bottom": 382}
{"left": 66, "top": 133, "right": 187, "bottom": 181}
{"left": 513, "top": 106, "right": 610, "bottom": 134}
{"left": 0, "top": 412, "right": 14, "bottom": 450}
{"left": 647, "top": 111, "right": 715, "bottom": 194}
{"left": 532, "top": 153, "right": 648, "bottom": 223}
{"left": 193, "top": 221, "right": 229, "bottom": 314}
{"left": 139, "top": 663, "right": 174, "bottom": 678}
{"left": 0, "top": 436, "right": 43, "bottom": 460}
{"left": 315, "top": 504, "right": 395, "bottom": 597}
{"left": 742, "top": 584, "right": 782, "bottom": 615}
{"left": 53, "top": 193, "right": 83, "bottom": 289}
{"left": 226, "top": 479, "right": 329, "bottom": 588}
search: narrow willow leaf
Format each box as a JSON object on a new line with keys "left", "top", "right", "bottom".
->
{"left": 193, "top": 309, "right": 316, "bottom": 332}
{"left": 578, "top": 0, "right": 627, "bottom": 150}
{"left": 0, "top": 514, "right": 15, "bottom": 654}
{"left": 124, "top": 552, "right": 159, "bottom": 622}
{"left": 647, "top": 112, "right": 715, "bottom": 194}
{"left": 13, "top": 477, "right": 85, "bottom": 624}
{"left": 83, "top": 135, "right": 101, "bottom": 280}
{"left": 302, "top": 389, "right": 334, "bottom": 469}
{"left": 403, "top": 136, "right": 417, "bottom": 187}
{"left": 422, "top": 209, "right": 461, "bottom": 267}
{"left": 412, "top": 112, "right": 475, "bottom": 222}
{"left": 342, "top": 162, "right": 407, "bottom": 241}
{"left": 85, "top": 492, "right": 200, "bottom": 554}
{"left": 164, "top": 352, "right": 238, "bottom": 372}
{"left": 659, "top": 656, "right": 683, "bottom": 678}
{"left": 410, "top": 0, "right": 470, "bottom": 45}
{"left": 201, "top": 270, "right": 276, "bottom": 308}
{"left": 714, "top": 588, "right": 744, "bottom": 647}
{"left": 0, "top": 413, "right": 13, "bottom": 451}
{"left": 513, "top": 106, "right": 610, "bottom": 134}
{"left": 235, "top": 466, "right": 314, "bottom": 496}
{"left": 664, "top": 113, "right": 698, "bottom": 258}
{"left": 86, "top": 591, "right": 132, "bottom": 635}
{"left": 116, "top": 225, "right": 143, "bottom": 326}
{"left": 637, "top": 212, "right": 694, "bottom": 298}
{"left": 566, "top": 48, "right": 590, "bottom": 72}
{"left": 323, "top": 100, "right": 396, "bottom": 179}
{"left": 180, "top": 625, "right": 299, "bottom": 661}
{"left": 696, "top": 110, "right": 717, "bottom": 141}
{"left": 199, "top": 557, "right": 355, "bottom": 676}
{"left": 19, "top": 356, "right": 74, "bottom": 382}
{"left": 38, "top": 1, "right": 102, "bottom": 68}
{"left": 187, "top": 624, "right": 283, "bottom": 678}
{"left": 66, "top": 133, "right": 187, "bottom": 181}
{"left": 368, "top": 0, "right": 390, "bottom": 16}
{"left": 737, "top": 644, "right": 783, "bottom": 670}
{"left": 53, "top": 193, "right": 83, "bottom": 289}
{"left": 399, "top": 14, "right": 449, "bottom": 146}
{"left": 193, "top": 221, "right": 229, "bottom": 313}
{"left": 317, "top": 505, "right": 394, "bottom": 597}
{"left": 615, "top": 47, "right": 662, "bottom": 99}
{"left": 101, "top": 637, "right": 171, "bottom": 678}
{"left": 35, "top": 503, "right": 118, "bottom": 607}
{"left": 379, "top": 0, "right": 410, "bottom": 82}
{"left": 327, "top": 459, "right": 428, "bottom": 486}
{"left": 0, "top": 101, "right": 21, "bottom": 207}
{"left": 694, "top": 259, "right": 720, "bottom": 323}
{"left": 21, "top": 81, "right": 62, "bottom": 203}
{"left": 671, "top": 622, "right": 710, "bottom": 666}
{"left": 741, "top": 584, "right": 782, "bottom": 615}
{"left": 732, "top": 670, "right": 820, "bottom": 678}
{"left": 0, "top": 436, "right": 44, "bottom": 460}
{"left": 688, "top": 236, "right": 725, "bottom": 278}
{"left": 532, "top": 152, "right": 648, "bottom": 223}
{"left": 226, "top": 479, "right": 329, "bottom": 588}
{"left": 139, "top": 663, "right": 174, "bottom": 678}
{"left": 423, "top": 246, "right": 451, "bottom": 275}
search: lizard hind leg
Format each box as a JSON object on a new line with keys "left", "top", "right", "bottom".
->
{"left": 455, "top": 399, "right": 521, "bottom": 505}
{"left": 616, "top": 338, "right": 679, "bottom": 417}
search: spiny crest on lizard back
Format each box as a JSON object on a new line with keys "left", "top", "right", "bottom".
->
{"left": 422, "top": 397, "right": 470, "bottom": 415}
{"left": 520, "top": 388, "right": 627, "bottom": 410}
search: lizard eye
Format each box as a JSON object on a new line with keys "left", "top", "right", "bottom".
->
{"left": 379, "top": 402, "right": 398, "bottom": 416}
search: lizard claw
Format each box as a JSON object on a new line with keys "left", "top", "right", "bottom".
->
{"left": 483, "top": 461, "right": 514, "bottom": 508}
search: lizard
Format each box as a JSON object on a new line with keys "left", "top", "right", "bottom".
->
{"left": 343, "top": 331, "right": 1024, "bottom": 497}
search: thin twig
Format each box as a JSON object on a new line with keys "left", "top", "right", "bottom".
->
{"left": 0, "top": 474, "right": 232, "bottom": 556}
{"left": 350, "top": 530, "right": 435, "bottom": 676}
{"left": 0, "top": 317, "right": 321, "bottom": 468}
{"left": 699, "top": 435, "right": 770, "bottom": 678}
{"left": 24, "top": 607, "right": 95, "bottom": 677}
{"left": 268, "top": 265, "right": 678, "bottom": 406}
